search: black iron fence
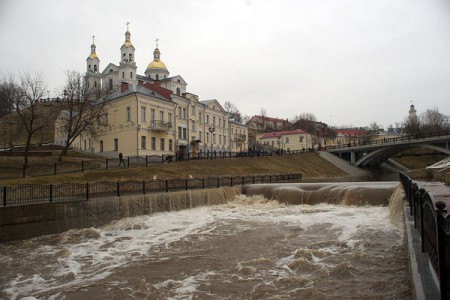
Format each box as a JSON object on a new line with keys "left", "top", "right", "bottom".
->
{"left": 399, "top": 172, "right": 449, "bottom": 300}
{"left": 1, "top": 173, "right": 302, "bottom": 207}
{"left": 0, "top": 149, "right": 315, "bottom": 180}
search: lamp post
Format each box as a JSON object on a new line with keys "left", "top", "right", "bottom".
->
{"left": 209, "top": 126, "right": 215, "bottom": 160}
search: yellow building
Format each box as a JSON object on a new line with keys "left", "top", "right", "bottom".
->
{"left": 257, "top": 129, "right": 313, "bottom": 152}
{"left": 56, "top": 25, "right": 248, "bottom": 158}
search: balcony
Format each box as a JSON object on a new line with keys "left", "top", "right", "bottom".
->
{"left": 148, "top": 121, "right": 173, "bottom": 132}
{"left": 234, "top": 133, "right": 247, "bottom": 142}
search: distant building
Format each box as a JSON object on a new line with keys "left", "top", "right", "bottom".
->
{"left": 246, "top": 115, "right": 291, "bottom": 132}
{"left": 257, "top": 129, "right": 313, "bottom": 152}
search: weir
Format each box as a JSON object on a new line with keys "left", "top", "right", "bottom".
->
{"left": 0, "top": 187, "right": 240, "bottom": 243}
{"left": 0, "top": 182, "right": 413, "bottom": 299}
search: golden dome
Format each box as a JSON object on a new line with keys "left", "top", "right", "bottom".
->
{"left": 123, "top": 40, "right": 133, "bottom": 47}
{"left": 147, "top": 60, "right": 167, "bottom": 70}
{"left": 89, "top": 53, "right": 98, "bottom": 59}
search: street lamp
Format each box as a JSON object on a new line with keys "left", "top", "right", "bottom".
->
{"left": 209, "top": 126, "right": 215, "bottom": 160}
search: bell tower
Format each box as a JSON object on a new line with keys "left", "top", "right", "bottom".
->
{"left": 85, "top": 35, "right": 101, "bottom": 94}
{"left": 119, "top": 22, "right": 137, "bottom": 86}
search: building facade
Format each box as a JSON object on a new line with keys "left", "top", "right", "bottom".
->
{"left": 257, "top": 129, "right": 313, "bottom": 152}
{"left": 56, "top": 25, "right": 248, "bottom": 157}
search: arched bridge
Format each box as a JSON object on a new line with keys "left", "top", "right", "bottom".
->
{"left": 326, "top": 134, "right": 450, "bottom": 167}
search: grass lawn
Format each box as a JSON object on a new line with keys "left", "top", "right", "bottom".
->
{"left": 0, "top": 152, "right": 347, "bottom": 186}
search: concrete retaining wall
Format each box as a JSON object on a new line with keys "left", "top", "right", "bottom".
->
{"left": 0, "top": 187, "right": 239, "bottom": 243}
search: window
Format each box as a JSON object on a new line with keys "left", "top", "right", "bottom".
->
{"left": 178, "top": 107, "right": 182, "bottom": 118}
{"left": 130, "top": 72, "right": 133, "bottom": 78}
{"left": 199, "top": 131, "right": 202, "bottom": 141}
{"left": 169, "top": 139, "right": 173, "bottom": 152}
{"left": 129, "top": 53, "right": 133, "bottom": 62}
{"left": 94, "top": 65, "right": 97, "bottom": 73}
{"left": 213, "top": 133, "right": 216, "bottom": 144}
{"left": 156, "top": 74, "right": 159, "bottom": 80}
{"left": 191, "top": 120, "right": 195, "bottom": 131}
{"left": 206, "top": 115, "right": 210, "bottom": 124}
{"left": 114, "top": 138, "right": 118, "bottom": 151}
{"left": 191, "top": 106, "right": 196, "bottom": 116}
{"left": 218, "top": 118, "right": 221, "bottom": 128}
{"left": 141, "top": 106, "right": 146, "bottom": 122}
{"left": 219, "top": 135, "right": 222, "bottom": 145}
{"left": 213, "top": 116, "right": 216, "bottom": 127}
{"left": 198, "top": 112, "right": 202, "bottom": 124}
{"left": 109, "top": 78, "right": 113, "bottom": 91}
{"left": 104, "top": 113, "right": 108, "bottom": 125}
{"left": 224, "top": 136, "right": 226, "bottom": 145}
{"left": 84, "top": 140, "right": 87, "bottom": 150}
{"left": 206, "top": 132, "right": 209, "bottom": 143}
{"left": 141, "top": 136, "right": 146, "bottom": 149}
{"left": 126, "top": 107, "right": 131, "bottom": 122}
{"left": 168, "top": 113, "right": 172, "bottom": 127}
{"left": 100, "top": 140, "right": 103, "bottom": 152}
{"left": 182, "top": 108, "right": 187, "bottom": 119}
{"left": 150, "top": 109, "right": 155, "bottom": 126}
{"left": 182, "top": 128, "right": 187, "bottom": 139}
{"left": 122, "top": 72, "right": 125, "bottom": 79}
{"left": 151, "top": 137, "right": 156, "bottom": 150}
{"left": 176, "top": 87, "right": 180, "bottom": 95}
{"left": 160, "top": 111, "right": 164, "bottom": 125}
{"left": 286, "top": 137, "right": 289, "bottom": 143}
{"left": 160, "top": 138, "right": 165, "bottom": 151}
{"left": 94, "top": 81, "right": 97, "bottom": 88}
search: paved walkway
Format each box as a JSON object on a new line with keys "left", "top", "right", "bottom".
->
{"left": 417, "top": 181, "right": 450, "bottom": 210}
{"left": 318, "top": 151, "right": 369, "bottom": 176}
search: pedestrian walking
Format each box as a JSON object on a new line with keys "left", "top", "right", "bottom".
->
{"left": 119, "top": 152, "right": 125, "bottom": 166}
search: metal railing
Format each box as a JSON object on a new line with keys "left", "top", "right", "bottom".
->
{"left": 399, "top": 172, "right": 449, "bottom": 300}
{"left": 1, "top": 173, "right": 302, "bottom": 207}
{"left": 326, "top": 130, "right": 450, "bottom": 151}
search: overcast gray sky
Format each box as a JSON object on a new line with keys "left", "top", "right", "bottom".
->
{"left": 1, "top": 0, "right": 449, "bottom": 128}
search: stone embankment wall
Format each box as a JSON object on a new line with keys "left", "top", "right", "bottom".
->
{"left": 0, "top": 187, "right": 240, "bottom": 243}
{"left": 407, "top": 167, "right": 450, "bottom": 185}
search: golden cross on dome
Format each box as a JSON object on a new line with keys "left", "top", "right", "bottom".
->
{"left": 92, "top": 35, "right": 95, "bottom": 44}
{"left": 126, "top": 21, "right": 130, "bottom": 31}
{"left": 155, "top": 38, "right": 159, "bottom": 48}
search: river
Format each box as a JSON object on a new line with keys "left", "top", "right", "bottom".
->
{"left": 0, "top": 181, "right": 411, "bottom": 299}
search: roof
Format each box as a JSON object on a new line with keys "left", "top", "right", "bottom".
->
{"left": 335, "top": 129, "right": 366, "bottom": 137}
{"left": 249, "top": 115, "right": 290, "bottom": 123}
{"left": 259, "top": 129, "right": 306, "bottom": 139}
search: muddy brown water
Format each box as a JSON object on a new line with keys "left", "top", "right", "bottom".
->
{"left": 0, "top": 182, "right": 411, "bottom": 299}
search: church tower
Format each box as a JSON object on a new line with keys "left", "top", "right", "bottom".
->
{"left": 85, "top": 35, "right": 101, "bottom": 93}
{"left": 145, "top": 39, "right": 169, "bottom": 80}
{"left": 119, "top": 22, "right": 137, "bottom": 86}
{"left": 408, "top": 104, "right": 417, "bottom": 120}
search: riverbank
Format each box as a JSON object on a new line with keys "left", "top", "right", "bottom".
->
{"left": 0, "top": 152, "right": 348, "bottom": 186}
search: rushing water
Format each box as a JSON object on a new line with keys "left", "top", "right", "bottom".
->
{"left": 0, "top": 183, "right": 411, "bottom": 300}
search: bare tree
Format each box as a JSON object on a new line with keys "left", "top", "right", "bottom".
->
{"left": 57, "top": 71, "right": 108, "bottom": 161}
{"left": 9, "top": 72, "right": 48, "bottom": 167}
{"left": 223, "top": 101, "right": 242, "bottom": 123}
{"left": 420, "top": 108, "right": 447, "bottom": 134}
{"left": 0, "top": 73, "right": 16, "bottom": 118}
{"left": 403, "top": 114, "right": 420, "bottom": 137}
{"left": 317, "top": 126, "right": 337, "bottom": 148}
{"left": 292, "top": 112, "right": 317, "bottom": 123}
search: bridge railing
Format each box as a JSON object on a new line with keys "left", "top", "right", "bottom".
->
{"left": 325, "top": 130, "right": 450, "bottom": 151}
{"left": 399, "top": 172, "right": 449, "bottom": 300}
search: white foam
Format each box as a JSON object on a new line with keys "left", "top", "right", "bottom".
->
{"left": 0, "top": 195, "right": 404, "bottom": 299}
